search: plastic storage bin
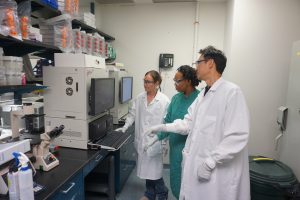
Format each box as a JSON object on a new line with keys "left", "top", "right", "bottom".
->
{"left": 249, "top": 156, "right": 300, "bottom": 200}
{"left": 2, "top": 56, "right": 23, "bottom": 85}
{"left": 40, "top": 14, "right": 73, "bottom": 53}
{"left": 0, "top": 0, "right": 21, "bottom": 39}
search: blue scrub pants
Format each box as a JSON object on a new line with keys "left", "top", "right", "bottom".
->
{"left": 144, "top": 178, "right": 168, "bottom": 200}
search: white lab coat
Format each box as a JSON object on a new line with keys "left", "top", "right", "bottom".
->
{"left": 125, "top": 91, "right": 170, "bottom": 180}
{"left": 165, "top": 78, "right": 250, "bottom": 200}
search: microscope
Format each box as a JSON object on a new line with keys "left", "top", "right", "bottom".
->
{"left": 10, "top": 103, "right": 34, "bottom": 139}
{"left": 32, "top": 125, "right": 64, "bottom": 171}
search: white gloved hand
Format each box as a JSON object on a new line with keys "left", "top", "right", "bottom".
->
{"left": 146, "top": 124, "right": 167, "bottom": 137}
{"left": 144, "top": 135, "right": 159, "bottom": 152}
{"left": 197, "top": 158, "right": 216, "bottom": 181}
{"left": 115, "top": 126, "right": 127, "bottom": 133}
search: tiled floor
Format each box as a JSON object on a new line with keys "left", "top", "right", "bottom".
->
{"left": 116, "top": 166, "right": 177, "bottom": 200}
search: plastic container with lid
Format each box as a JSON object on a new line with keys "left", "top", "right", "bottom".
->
{"left": 249, "top": 156, "right": 299, "bottom": 200}
{"left": 0, "top": 71, "right": 6, "bottom": 86}
{"left": 99, "top": 36, "right": 105, "bottom": 58}
{"left": 92, "top": 34, "right": 100, "bottom": 56}
{"left": 2, "top": 56, "right": 23, "bottom": 76}
{"left": 86, "top": 33, "right": 93, "bottom": 55}
{"left": 73, "top": 29, "right": 81, "bottom": 53}
{"left": 80, "top": 31, "right": 87, "bottom": 54}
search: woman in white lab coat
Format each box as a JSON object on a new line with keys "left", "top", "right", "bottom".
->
{"left": 116, "top": 70, "right": 170, "bottom": 200}
{"left": 146, "top": 46, "right": 250, "bottom": 200}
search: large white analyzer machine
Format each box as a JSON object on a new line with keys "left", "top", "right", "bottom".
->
{"left": 109, "top": 70, "right": 133, "bottom": 124}
{"left": 43, "top": 53, "right": 111, "bottom": 149}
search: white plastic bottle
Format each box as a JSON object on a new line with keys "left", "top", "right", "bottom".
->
{"left": 7, "top": 166, "right": 19, "bottom": 200}
{"left": 18, "top": 168, "right": 34, "bottom": 200}
{"left": 15, "top": 152, "right": 34, "bottom": 200}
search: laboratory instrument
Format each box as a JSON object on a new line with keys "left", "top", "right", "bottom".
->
{"left": 43, "top": 53, "right": 110, "bottom": 149}
{"left": 32, "top": 125, "right": 64, "bottom": 171}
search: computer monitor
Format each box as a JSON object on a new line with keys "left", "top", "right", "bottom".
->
{"left": 89, "top": 78, "right": 115, "bottom": 116}
{"left": 120, "top": 76, "right": 133, "bottom": 104}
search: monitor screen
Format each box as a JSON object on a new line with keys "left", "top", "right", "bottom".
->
{"left": 89, "top": 78, "right": 115, "bottom": 116}
{"left": 120, "top": 76, "right": 133, "bottom": 104}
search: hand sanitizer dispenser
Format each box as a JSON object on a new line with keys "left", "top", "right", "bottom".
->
{"left": 277, "top": 106, "right": 288, "bottom": 131}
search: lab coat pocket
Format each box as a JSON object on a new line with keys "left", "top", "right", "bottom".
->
{"left": 147, "top": 141, "right": 162, "bottom": 157}
{"left": 201, "top": 116, "right": 216, "bottom": 135}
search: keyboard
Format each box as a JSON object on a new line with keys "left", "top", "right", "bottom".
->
{"left": 94, "top": 130, "right": 131, "bottom": 151}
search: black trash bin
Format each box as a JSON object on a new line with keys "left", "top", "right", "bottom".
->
{"left": 249, "top": 156, "right": 299, "bottom": 200}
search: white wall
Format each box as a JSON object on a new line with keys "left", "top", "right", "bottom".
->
{"left": 223, "top": 0, "right": 234, "bottom": 57}
{"left": 96, "top": 2, "right": 226, "bottom": 98}
{"left": 225, "top": 0, "right": 300, "bottom": 158}
{"left": 197, "top": 2, "right": 226, "bottom": 52}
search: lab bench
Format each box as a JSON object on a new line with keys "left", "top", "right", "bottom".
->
{"left": 36, "top": 125, "right": 135, "bottom": 199}
{"left": 34, "top": 148, "right": 109, "bottom": 200}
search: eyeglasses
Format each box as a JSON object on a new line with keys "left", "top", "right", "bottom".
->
{"left": 173, "top": 78, "right": 185, "bottom": 85}
{"left": 193, "top": 59, "right": 207, "bottom": 65}
{"left": 143, "top": 79, "right": 155, "bottom": 84}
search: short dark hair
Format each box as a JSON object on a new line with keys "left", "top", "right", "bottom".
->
{"left": 145, "top": 70, "right": 162, "bottom": 85}
{"left": 199, "top": 46, "right": 227, "bottom": 74}
{"left": 177, "top": 65, "right": 200, "bottom": 87}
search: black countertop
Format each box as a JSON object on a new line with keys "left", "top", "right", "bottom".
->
{"left": 34, "top": 147, "right": 108, "bottom": 200}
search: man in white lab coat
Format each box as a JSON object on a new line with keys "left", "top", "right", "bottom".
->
{"left": 146, "top": 46, "right": 250, "bottom": 200}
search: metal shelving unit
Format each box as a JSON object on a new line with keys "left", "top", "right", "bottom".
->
{"left": 0, "top": 0, "right": 115, "bottom": 92}
{"left": 1, "top": 0, "right": 115, "bottom": 57}
{"left": 72, "top": 19, "right": 115, "bottom": 41}
{"left": 0, "top": 85, "right": 47, "bottom": 104}
{"left": 0, "top": 34, "right": 61, "bottom": 58}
